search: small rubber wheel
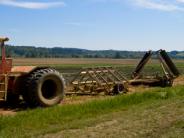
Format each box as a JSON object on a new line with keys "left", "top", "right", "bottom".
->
{"left": 112, "top": 83, "right": 125, "bottom": 95}
{"left": 160, "top": 78, "right": 173, "bottom": 87}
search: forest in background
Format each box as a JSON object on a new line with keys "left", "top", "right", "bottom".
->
{"left": 5, "top": 45, "right": 184, "bottom": 59}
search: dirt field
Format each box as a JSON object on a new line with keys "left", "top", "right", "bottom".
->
{"left": 13, "top": 58, "right": 184, "bottom": 66}
{"left": 13, "top": 58, "right": 140, "bottom": 66}
{"left": 12, "top": 58, "right": 184, "bottom": 66}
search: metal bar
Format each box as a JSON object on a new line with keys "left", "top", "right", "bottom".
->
{"left": 98, "top": 67, "right": 115, "bottom": 83}
{"left": 158, "top": 53, "right": 173, "bottom": 79}
{"left": 159, "top": 50, "right": 180, "bottom": 77}
{"left": 113, "top": 67, "right": 129, "bottom": 82}
{"left": 105, "top": 67, "right": 122, "bottom": 82}
{"left": 92, "top": 68, "right": 111, "bottom": 93}
{"left": 132, "top": 51, "right": 152, "bottom": 79}
{"left": 70, "top": 68, "right": 83, "bottom": 83}
{"left": 89, "top": 70, "right": 110, "bottom": 93}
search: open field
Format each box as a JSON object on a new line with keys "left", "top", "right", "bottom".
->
{"left": 13, "top": 58, "right": 184, "bottom": 67}
{"left": 0, "top": 58, "right": 183, "bottom": 137}
{"left": 13, "top": 58, "right": 142, "bottom": 66}
{"left": 13, "top": 58, "right": 184, "bottom": 78}
{"left": 0, "top": 86, "right": 183, "bottom": 138}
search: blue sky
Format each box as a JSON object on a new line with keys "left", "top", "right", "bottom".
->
{"left": 0, "top": 0, "right": 184, "bottom": 51}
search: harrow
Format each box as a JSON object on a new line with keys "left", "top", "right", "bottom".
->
{"left": 67, "top": 67, "right": 128, "bottom": 95}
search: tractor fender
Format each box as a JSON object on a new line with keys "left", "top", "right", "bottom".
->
{"left": 11, "top": 66, "right": 48, "bottom": 74}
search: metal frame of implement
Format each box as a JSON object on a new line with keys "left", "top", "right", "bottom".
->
{"left": 67, "top": 67, "right": 128, "bottom": 95}
{"left": 130, "top": 49, "right": 180, "bottom": 87}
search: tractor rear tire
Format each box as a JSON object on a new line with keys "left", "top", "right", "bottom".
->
{"left": 23, "top": 68, "right": 65, "bottom": 107}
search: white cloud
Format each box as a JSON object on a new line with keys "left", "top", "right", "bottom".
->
{"left": 132, "top": 0, "right": 184, "bottom": 12}
{"left": 177, "top": 0, "right": 184, "bottom": 3}
{"left": 0, "top": 0, "right": 65, "bottom": 9}
{"left": 86, "top": 0, "right": 184, "bottom": 12}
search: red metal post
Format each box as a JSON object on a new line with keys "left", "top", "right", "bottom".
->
{"left": 1, "top": 41, "right": 6, "bottom": 73}
{"left": 0, "top": 38, "right": 12, "bottom": 74}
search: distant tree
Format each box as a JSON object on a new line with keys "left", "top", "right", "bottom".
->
{"left": 114, "top": 52, "right": 121, "bottom": 59}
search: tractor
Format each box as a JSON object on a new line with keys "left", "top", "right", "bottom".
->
{"left": 0, "top": 37, "right": 65, "bottom": 107}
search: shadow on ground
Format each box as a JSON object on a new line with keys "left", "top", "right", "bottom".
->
{"left": 0, "top": 101, "right": 29, "bottom": 115}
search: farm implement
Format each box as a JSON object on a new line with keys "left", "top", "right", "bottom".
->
{"left": 0, "top": 37, "right": 180, "bottom": 107}
{"left": 130, "top": 50, "right": 180, "bottom": 87}
{"left": 67, "top": 50, "right": 180, "bottom": 95}
{"left": 67, "top": 67, "right": 128, "bottom": 95}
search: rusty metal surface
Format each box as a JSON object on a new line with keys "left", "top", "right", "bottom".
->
{"left": 0, "top": 37, "right": 12, "bottom": 101}
{"left": 0, "top": 37, "right": 13, "bottom": 74}
{"left": 0, "top": 58, "right": 13, "bottom": 74}
{"left": 11, "top": 66, "right": 36, "bottom": 73}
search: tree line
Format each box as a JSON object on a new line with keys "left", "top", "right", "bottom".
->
{"left": 5, "top": 45, "right": 184, "bottom": 59}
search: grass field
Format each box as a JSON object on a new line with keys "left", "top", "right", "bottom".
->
{"left": 0, "top": 58, "right": 183, "bottom": 138}
{"left": 0, "top": 86, "right": 183, "bottom": 138}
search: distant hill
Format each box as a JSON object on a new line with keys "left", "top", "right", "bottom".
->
{"left": 5, "top": 45, "right": 184, "bottom": 59}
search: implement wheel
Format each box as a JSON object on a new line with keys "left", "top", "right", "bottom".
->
{"left": 112, "top": 83, "right": 125, "bottom": 95}
{"left": 23, "top": 68, "right": 65, "bottom": 107}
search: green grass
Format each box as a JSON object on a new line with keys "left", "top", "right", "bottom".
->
{"left": 0, "top": 86, "right": 184, "bottom": 138}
